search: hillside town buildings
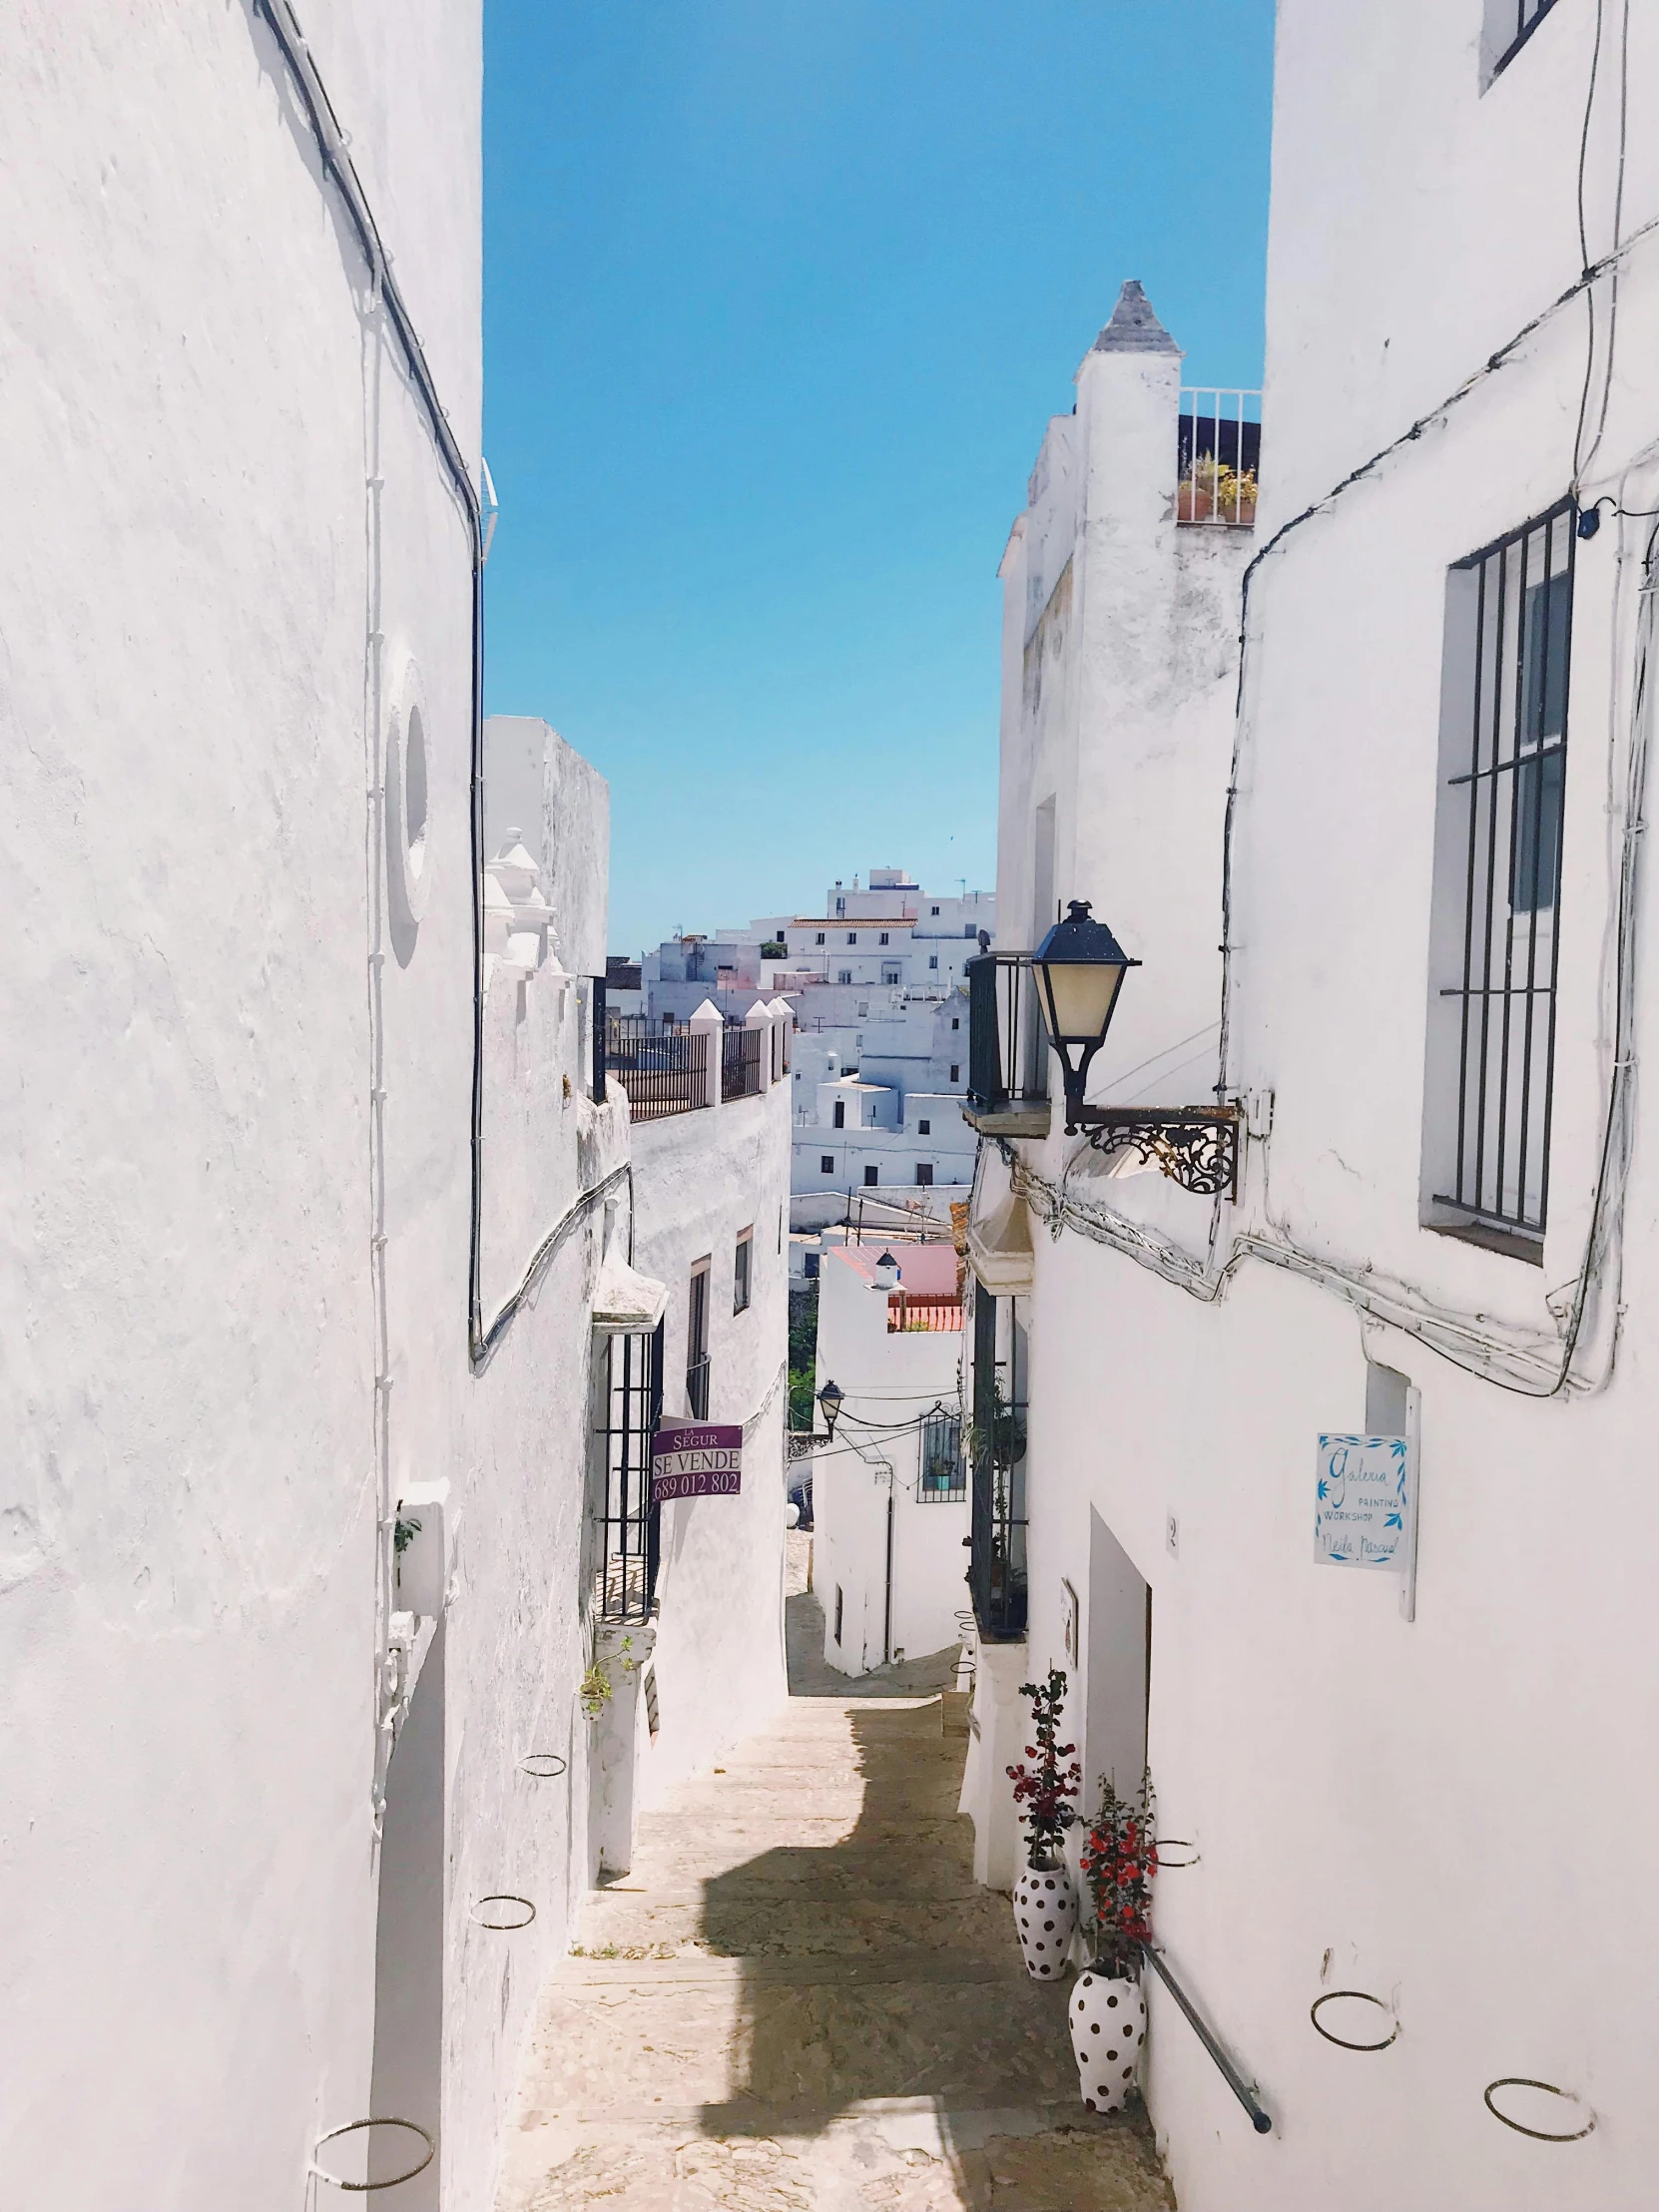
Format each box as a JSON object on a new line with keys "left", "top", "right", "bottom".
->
{"left": 625, "top": 869, "right": 993, "bottom": 1207}
{"left": 957, "top": 7, "right": 1659, "bottom": 2208}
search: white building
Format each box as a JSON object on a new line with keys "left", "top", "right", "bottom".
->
{"left": 961, "top": 10, "right": 1659, "bottom": 2208}
{"left": 0, "top": 18, "right": 788, "bottom": 2210}
{"left": 812, "top": 1241, "right": 968, "bottom": 1675}
{"left": 630, "top": 866, "right": 992, "bottom": 1206}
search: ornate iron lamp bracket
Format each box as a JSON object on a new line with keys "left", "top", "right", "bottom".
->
{"left": 1075, "top": 1104, "right": 1239, "bottom": 1200}
{"left": 788, "top": 1432, "right": 832, "bottom": 1462}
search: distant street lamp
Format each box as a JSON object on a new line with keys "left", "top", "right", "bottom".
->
{"left": 818, "top": 1380, "right": 844, "bottom": 1438}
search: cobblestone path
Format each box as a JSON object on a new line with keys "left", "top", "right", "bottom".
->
{"left": 497, "top": 1568, "right": 1174, "bottom": 2211}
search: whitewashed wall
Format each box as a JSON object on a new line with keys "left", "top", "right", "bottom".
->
{"left": 0, "top": 12, "right": 634, "bottom": 2211}
{"left": 813, "top": 1247, "right": 967, "bottom": 1674}
{"left": 972, "top": 9, "right": 1659, "bottom": 2206}
{"left": 627, "top": 1080, "right": 793, "bottom": 1801}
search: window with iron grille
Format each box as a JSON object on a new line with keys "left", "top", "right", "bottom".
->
{"left": 879, "top": 931, "right": 890, "bottom": 945}
{"left": 821, "top": 1155, "right": 835, "bottom": 1174}
{"left": 733, "top": 1228, "right": 753, "bottom": 1315}
{"left": 837, "top": 969, "right": 852, "bottom": 985}
{"left": 1422, "top": 499, "right": 1574, "bottom": 1258}
{"left": 593, "top": 1324, "right": 663, "bottom": 1623}
{"left": 863, "top": 1165, "right": 878, "bottom": 1187}
{"left": 917, "top": 1118, "right": 930, "bottom": 1135}
{"left": 915, "top": 1163, "right": 934, "bottom": 1187}
{"left": 919, "top": 1409, "right": 964, "bottom": 1501}
{"left": 1486, "top": 0, "right": 1561, "bottom": 81}
{"left": 687, "top": 1259, "right": 711, "bottom": 1416}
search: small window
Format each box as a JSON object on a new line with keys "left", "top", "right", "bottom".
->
{"left": 833, "top": 1584, "right": 844, "bottom": 1643}
{"left": 1485, "top": 0, "right": 1561, "bottom": 82}
{"left": 837, "top": 969, "right": 852, "bottom": 985}
{"left": 847, "top": 931, "right": 857, "bottom": 945}
{"left": 919, "top": 1411, "right": 965, "bottom": 1501}
{"left": 733, "top": 1228, "right": 753, "bottom": 1314}
{"left": 1422, "top": 498, "right": 1574, "bottom": 1256}
{"left": 918, "top": 1118, "right": 930, "bottom": 1135}
{"left": 930, "top": 905, "right": 940, "bottom": 916}
{"left": 863, "top": 1165, "right": 878, "bottom": 1187}
{"left": 687, "top": 1259, "right": 712, "bottom": 1418}
{"left": 949, "top": 1064, "right": 959, "bottom": 1083}
{"left": 916, "top": 1163, "right": 933, "bottom": 1187}
{"left": 962, "top": 925, "right": 975, "bottom": 938}
{"left": 881, "top": 965, "right": 901, "bottom": 985}
{"left": 805, "top": 1250, "right": 820, "bottom": 1280}
{"left": 928, "top": 955, "right": 938, "bottom": 970}
{"left": 951, "top": 1016, "right": 959, "bottom": 1030}
{"left": 832, "top": 1100, "right": 845, "bottom": 1129}
{"left": 879, "top": 931, "right": 889, "bottom": 946}
{"left": 821, "top": 1154, "right": 835, "bottom": 1174}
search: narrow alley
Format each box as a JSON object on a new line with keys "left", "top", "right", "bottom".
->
{"left": 498, "top": 1545, "right": 1173, "bottom": 2211}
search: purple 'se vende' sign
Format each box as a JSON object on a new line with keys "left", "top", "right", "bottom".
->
{"left": 652, "top": 1420, "right": 743, "bottom": 1501}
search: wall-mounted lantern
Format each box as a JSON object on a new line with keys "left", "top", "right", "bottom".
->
{"left": 1031, "top": 898, "right": 1238, "bottom": 1197}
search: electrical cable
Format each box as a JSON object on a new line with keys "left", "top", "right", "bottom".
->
{"left": 249, "top": 0, "right": 497, "bottom": 1368}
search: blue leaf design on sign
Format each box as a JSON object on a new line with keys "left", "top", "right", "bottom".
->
{"left": 1384, "top": 1510, "right": 1403, "bottom": 1529}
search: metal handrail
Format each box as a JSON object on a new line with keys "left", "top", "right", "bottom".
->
{"left": 1141, "top": 1943, "right": 1273, "bottom": 2135}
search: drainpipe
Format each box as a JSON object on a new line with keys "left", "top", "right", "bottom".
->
{"left": 883, "top": 1474, "right": 894, "bottom": 1666}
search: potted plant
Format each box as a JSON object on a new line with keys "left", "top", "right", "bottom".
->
{"left": 1071, "top": 1770, "right": 1158, "bottom": 2112}
{"left": 1005, "top": 1668, "right": 1081, "bottom": 1978}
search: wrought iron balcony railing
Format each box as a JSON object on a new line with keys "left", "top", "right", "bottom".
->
{"left": 605, "top": 1014, "right": 709, "bottom": 1122}
{"left": 964, "top": 953, "right": 1049, "bottom": 1131}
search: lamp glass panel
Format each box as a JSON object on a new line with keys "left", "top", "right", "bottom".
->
{"left": 1040, "top": 960, "right": 1126, "bottom": 1044}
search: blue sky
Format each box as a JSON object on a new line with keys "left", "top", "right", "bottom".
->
{"left": 483, "top": 0, "right": 1275, "bottom": 955}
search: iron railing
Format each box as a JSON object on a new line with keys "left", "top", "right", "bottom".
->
{"left": 1433, "top": 499, "right": 1574, "bottom": 1245}
{"left": 887, "top": 1291, "right": 963, "bottom": 1335}
{"left": 965, "top": 953, "right": 1048, "bottom": 1113}
{"left": 685, "top": 1356, "right": 711, "bottom": 1420}
{"left": 590, "top": 975, "right": 607, "bottom": 1103}
{"left": 1141, "top": 1944, "right": 1272, "bottom": 2135}
{"left": 593, "top": 1324, "right": 663, "bottom": 1624}
{"left": 967, "top": 1290, "right": 1027, "bottom": 1640}
{"left": 605, "top": 1014, "right": 709, "bottom": 1122}
{"left": 1178, "top": 390, "right": 1261, "bottom": 527}
{"left": 1494, "top": 0, "right": 1560, "bottom": 77}
{"left": 722, "top": 1023, "right": 763, "bottom": 1102}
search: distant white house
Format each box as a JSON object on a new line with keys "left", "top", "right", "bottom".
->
{"left": 627, "top": 867, "right": 992, "bottom": 1205}
{"left": 812, "top": 1240, "right": 968, "bottom": 1675}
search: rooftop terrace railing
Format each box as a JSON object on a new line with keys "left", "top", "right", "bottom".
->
{"left": 605, "top": 1014, "right": 709, "bottom": 1122}
{"left": 1179, "top": 389, "right": 1261, "bottom": 527}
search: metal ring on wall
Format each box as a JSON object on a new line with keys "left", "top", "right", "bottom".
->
{"left": 517, "top": 1752, "right": 567, "bottom": 1780}
{"left": 1483, "top": 2078, "right": 1596, "bottom": 2141}
{"left": 1154, "top": 1838, "right": 1201, "bottom": 1869}
{"left": 470, "top": 1894, "right": 536, "bottom": 1931}
{"left": 311, "top": 2118, "right": 435, "bottom": 2192}
{"left": 1310, "top": 1989, "right": 1399, "bottom": 2052}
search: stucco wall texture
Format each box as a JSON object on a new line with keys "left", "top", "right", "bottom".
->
{"left": 0, "top": 10, "right": 787, "bottom": 2212}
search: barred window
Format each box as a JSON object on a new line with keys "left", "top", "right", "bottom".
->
{"left": 1422, "top": 500, "right": 1574, "bottom": 1258}
{"left": 919, "top": 1410, "right": 964, "bottom": 1501}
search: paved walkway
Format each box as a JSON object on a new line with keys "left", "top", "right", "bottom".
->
{"left": 497, "top": 1546, "right": 1174, "bottom": 2211}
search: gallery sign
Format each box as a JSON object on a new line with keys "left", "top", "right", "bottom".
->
{"left": 1315, "top": 1434, "right": 1411, "bottom": 1570}
{"left": 652, "top": 1420, "right": 743, "bottom": 1502}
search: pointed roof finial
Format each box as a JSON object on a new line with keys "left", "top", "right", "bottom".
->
{"left": 1090, "top": 279, "right": 1180, "bottom": 356}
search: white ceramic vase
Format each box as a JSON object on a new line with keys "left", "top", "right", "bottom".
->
{"left": 1070, "top": 1965, "right": 1147, "bottom": 2112}
{"left": 1012, "top": 1860, "right": 1078, "bottom": 1979}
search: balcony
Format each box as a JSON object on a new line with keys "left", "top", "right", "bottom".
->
{"left": 962, "top": 953, "right": 1051, "bottom": 1139}
{"left": 886, "top": 1290, "right": 962, "bottom": 1335}
{"left": 1178, "top": 389, "right": 1261, "bottom": 528}
{"left": 605, "top": 1014, "right": 709, "bottom": 1122}
{"left": 721, "top": 1022, "right": 763, "bottom": 1102}
{"left": 967, "top": 1289, "right": 1026, "bottom": 1643}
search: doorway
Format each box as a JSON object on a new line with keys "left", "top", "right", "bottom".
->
{"left": 370, "top": 1620, "right": 445, "bottom": 2204}
{"left": 1083, "top": 1509, "right": 1150, "bottom": 1810}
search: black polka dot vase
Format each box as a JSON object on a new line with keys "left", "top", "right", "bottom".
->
{"left": 1069, "top": 1965, "right": 1147, "bottom": 2113}
{"left": 1012, "top": 1859, "right": 1078, "bottom": 1980}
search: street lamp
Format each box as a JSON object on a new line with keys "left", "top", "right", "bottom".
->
{"left": 1029, "top": 897, "right": 1238, "bottom": 1197}
{"left": 1030, "top": 900, "right": 1140, "bottom": 1128}
{"left": 818, "top": 1380, "right": 844, "bottom": 1439}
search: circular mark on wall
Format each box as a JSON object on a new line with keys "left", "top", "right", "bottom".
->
{"left": 310, "top": 2117, "right": 435, "bottom": 2191}
{"left": 1310, "top": 1989, "right": 1399, "bottom": 2052}
{"left": 517, "top": 1752, "right": 567, "bottom": 1780}
{"left": 1482, "top": 2078, "right": 1595, "bottom": 2142}
{"left": 386, "top": 659, "right": 433, "bottom": 935}
{"left": 470, "top": 1894, "right": 536, "bottom": 1931}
